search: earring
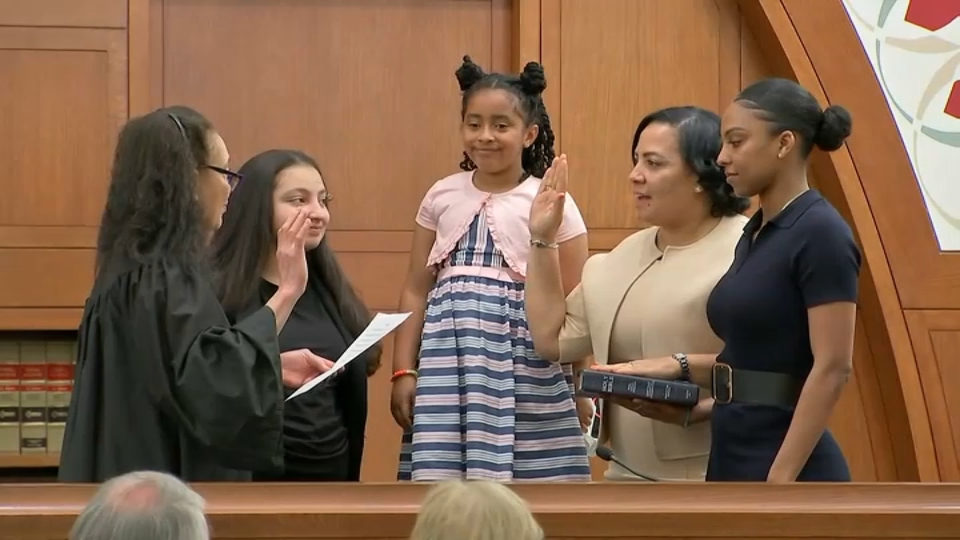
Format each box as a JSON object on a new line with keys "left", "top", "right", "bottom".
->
{"left": 694, "top": 186, "right": 703, "bottom": 193}
{"left": 778, "top": 151, "right": 785, "bottom": 159}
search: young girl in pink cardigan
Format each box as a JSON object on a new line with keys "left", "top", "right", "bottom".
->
{"left": 390, "top": 56, "right": 591, "bottom": 482}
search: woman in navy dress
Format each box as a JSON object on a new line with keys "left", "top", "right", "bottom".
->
{"left": 594, "top": 77, "right": 861, "bottom": 482}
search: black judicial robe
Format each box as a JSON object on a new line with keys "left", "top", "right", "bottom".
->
{"left": 57, "top": 259, "right": 285, "bottom": 483}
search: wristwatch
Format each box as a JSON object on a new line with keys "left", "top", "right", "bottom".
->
{"left": 672, "top": 353, "right": 691, "bottom": 382}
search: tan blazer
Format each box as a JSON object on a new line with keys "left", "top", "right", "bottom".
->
{"left": 558, "top": 215, "right": 746, "bottom": 465}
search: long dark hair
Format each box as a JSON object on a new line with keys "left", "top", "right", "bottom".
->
{"left": 455, "top": 55, "right": 556, "bottom": 179}
{"left": 95, "top": 105, "right": 212, "bottom": 274}
{"left": 210, "top": 149, "right": 381, "bottom": 375}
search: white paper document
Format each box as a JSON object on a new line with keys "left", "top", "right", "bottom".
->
{"left": 286, "top": 312, "right": 412, "bottom": 401}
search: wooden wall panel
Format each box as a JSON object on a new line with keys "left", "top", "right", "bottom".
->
{"left": 0, "top": 21, "right": 127, "bottom": 331}
{"left": 160, "top": 0, "right": 512, "bottom": 230}
{"left": 0, "top": 0, "right": 126, "bottom": 28}
{"left": 556, "top": 0, "right": 734, "bottom": 230}
{"left": 903, "top": 310, "right": 960, "bottom": 480}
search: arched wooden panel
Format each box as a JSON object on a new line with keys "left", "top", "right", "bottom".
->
{"left": 738, "top": 0, "right": 943, "bottom": 480}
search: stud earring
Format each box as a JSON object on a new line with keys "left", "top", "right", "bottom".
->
{"left": 694, "top": 186, "right": 703, "bottom": 193}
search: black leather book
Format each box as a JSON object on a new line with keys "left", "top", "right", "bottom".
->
{"left": 578, "top": 369, "right": 700, "bottom": 407}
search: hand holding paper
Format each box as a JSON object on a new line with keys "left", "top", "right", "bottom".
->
{"left": 280, "top": 349, "right": 337, "bottom": 388}
{"left": 285, "top": 312, "right": 412, "bottom": 401}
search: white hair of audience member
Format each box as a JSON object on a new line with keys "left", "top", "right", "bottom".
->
{"left": 409, "top": 480, "right": 544, "bottom": 540}
{"left": 69, "top": 470, "right": 209, "bottom": 540}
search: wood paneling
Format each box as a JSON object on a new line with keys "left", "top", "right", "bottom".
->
{"left": 558, "top": 0, "right": 726, "bottom": 229}
{"left": 0, "top": 23, "right": 125, "bottom": 327}
{"left": 3, "top": 482, "right": 960, "bottom": 540}
{"left": 0, "top": 0, "right": 126, "bottom": 29}
{"left": 903, "top": 310, "right": 960, "bottom": 481}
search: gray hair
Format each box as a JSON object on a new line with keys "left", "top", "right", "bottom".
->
{"left": 69, "top": 471, "right": 209, "bottom": 540}
{"left": 410, "top": 480, "right": 544, "bottom": 540}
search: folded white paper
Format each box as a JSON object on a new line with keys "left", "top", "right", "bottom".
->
{"left": 286, "top": 312, "right": 412, "bottom": 401}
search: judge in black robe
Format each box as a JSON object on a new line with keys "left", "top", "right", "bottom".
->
{"left": 59, "top": 261, "right": 284, "bottom": 482}
{"left": 58, "top": 106, "right": 316, "bottom": 483}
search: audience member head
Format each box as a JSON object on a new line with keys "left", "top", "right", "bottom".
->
{"left": 409, "top": 480, "right": 543, "bottom": 540}
{"left": 210, "top": 149, "right": 381, "bottom": 374}
{"left": 455, "top": 55, "right": 555, "bottom": 179}
{"left": 629, "top": 106, "right": 749, "bottom": 230}
{"left": 95, "top": 105, "right": 239, "bottom": 272}
{"left": 717, "top": 77, "right": 853, "bottom": 198}
{"left": 69, "top": 471, "right": 208, "bottom": 540}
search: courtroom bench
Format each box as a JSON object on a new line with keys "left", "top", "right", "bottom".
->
{"left": 1, "top": 482, "right": 959, "bottom": 540}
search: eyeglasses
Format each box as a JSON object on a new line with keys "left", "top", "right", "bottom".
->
{"left": 205, "top": 165, "right": 243, "bottom": 190}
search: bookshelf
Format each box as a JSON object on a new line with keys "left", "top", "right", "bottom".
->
{"left": 0, "top": 331, "right": 75, "bottom": 478}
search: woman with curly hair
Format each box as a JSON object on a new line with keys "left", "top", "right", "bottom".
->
{"left": 391, "top": 57, "right": 592, "bottom": 482}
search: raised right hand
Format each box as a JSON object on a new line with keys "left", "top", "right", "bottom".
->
{"left": 529, "top": 154, "right": 569, "bottom": 243}
{"left": 276, "top": 208, "right": 311, "bottom": 298}
{"left": 390, "top": 374, "right": 417, "bottom": 430}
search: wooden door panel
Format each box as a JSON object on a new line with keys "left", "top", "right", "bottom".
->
{"left": 0, "top": 26, "right": 126, "bottom": 329}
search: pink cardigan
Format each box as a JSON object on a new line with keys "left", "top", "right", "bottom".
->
{"left": 416, "top": 171, "right": 587, "bottom": 278}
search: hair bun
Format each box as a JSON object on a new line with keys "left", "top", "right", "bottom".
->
{"left": 814, "top": 105, "right": 853, "bottom": 152}
{"left": 455, "top": 55, "right": 486, "bottom": 92}
{"left": 519, "top": 61, "right": 547, "bottom": 95}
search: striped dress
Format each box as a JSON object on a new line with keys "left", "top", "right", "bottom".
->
{"left": 397, "top": 210, "right": 591, "bottom": 482}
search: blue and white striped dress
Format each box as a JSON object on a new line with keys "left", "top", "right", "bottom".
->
{"left": 397, "top": 210, "right": 590, "bottom": 482}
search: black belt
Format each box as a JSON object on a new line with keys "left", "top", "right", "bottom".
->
{"left": 711, "top": 363, "right": 805, "bottom": 407}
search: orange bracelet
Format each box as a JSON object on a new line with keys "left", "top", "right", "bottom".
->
{"left": 391, "top": 368, "right": 418, "bottom": 382}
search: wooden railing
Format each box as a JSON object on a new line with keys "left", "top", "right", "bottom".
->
{"left": 2, "top": 482, "right": 959, "bottom": 539}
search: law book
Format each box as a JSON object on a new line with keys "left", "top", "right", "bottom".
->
{"left": 0, "top": 340, "right": 18, "bottom": 454}
{"left": 578, "top": 369, "right": 700, "bottom": 407}
{"left": 18, "top": 342, "right": 47, "bottom": 454}
{"left": 45, "top": 341, "right": 75, "bottom": 454}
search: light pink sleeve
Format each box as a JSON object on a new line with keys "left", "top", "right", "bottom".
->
{"left": 556, "top": 192, "right": 588, "bottom": 243}
{"left": 415, "top": 183, "right": 439, "bottom": 231}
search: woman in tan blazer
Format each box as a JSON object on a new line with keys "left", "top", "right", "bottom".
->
{"left": 525, "top": 106, "right": 749, "bottom": 481}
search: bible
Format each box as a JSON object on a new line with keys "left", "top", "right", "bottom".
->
{"left": 578, "top": 369, "right": 700, "bottom": 406}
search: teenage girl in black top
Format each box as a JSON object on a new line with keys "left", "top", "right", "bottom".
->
{"left": 211, "top": 149, "right": 381, "bottom": 481}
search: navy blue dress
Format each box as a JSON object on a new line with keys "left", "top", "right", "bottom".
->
{"left": 705, "top": 190, "right": 862, "bottom": 481}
